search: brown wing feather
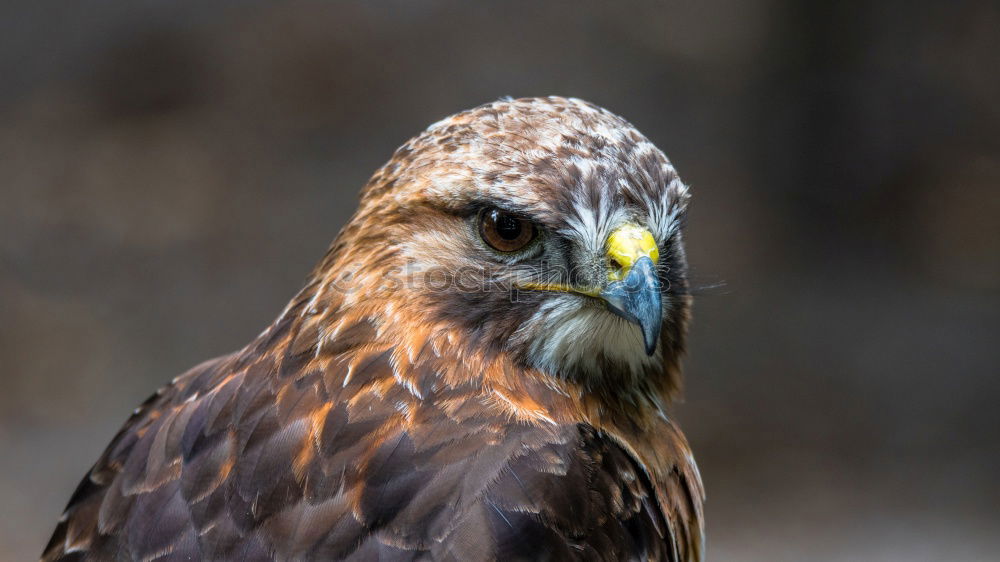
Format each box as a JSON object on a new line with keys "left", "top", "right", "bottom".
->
{"left": 43, "top": 308, "right": 700, "bottom": 561}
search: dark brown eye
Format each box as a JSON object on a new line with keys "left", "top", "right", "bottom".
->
{"left": 479, "top": 208, "right": 538, "bottom": 253}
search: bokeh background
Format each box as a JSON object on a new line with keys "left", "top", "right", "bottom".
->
{"left": 2, "top": 1, "right": 998, "bottom": 560}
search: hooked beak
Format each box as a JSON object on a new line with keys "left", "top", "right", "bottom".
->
{"left": 600, "top": 255, "right": 662, "bottom": 355}
{"left": 600, "top": 224, "right": 662, "bottom": 355}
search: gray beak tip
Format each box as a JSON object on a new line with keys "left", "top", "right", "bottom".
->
{"left": 643, "top": 333, "right": 658, "bottom": 357}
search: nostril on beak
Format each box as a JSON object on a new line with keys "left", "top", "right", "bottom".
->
{"left": 608, "top": 256, "right": 627, "bottom": 278}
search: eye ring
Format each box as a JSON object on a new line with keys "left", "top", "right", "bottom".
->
{"left": 478, "top": 208, "right": 538, "bottom": 253}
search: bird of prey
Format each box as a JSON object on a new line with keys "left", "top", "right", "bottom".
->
{"left": 43, "top": 96, "right": 704, "bottom": 561}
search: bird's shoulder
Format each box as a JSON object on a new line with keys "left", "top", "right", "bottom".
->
{"left": 43, "top": 319, "right": 698, "bottom": 561}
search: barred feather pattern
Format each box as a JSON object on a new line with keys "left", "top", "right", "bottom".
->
{"left": 43, "top": 97, "right": 704, "bottom": 561}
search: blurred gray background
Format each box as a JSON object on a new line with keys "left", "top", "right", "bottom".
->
{"left": 2, "top": 1, "right": 998, "bottom": 560}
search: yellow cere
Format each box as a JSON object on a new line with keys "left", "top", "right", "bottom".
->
{"left": 606, "top": 223, "right": 659, "bottom": 281}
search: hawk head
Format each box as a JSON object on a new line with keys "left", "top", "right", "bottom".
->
{"left": 307, "top": 96, "right": 691, "bottom": 415}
